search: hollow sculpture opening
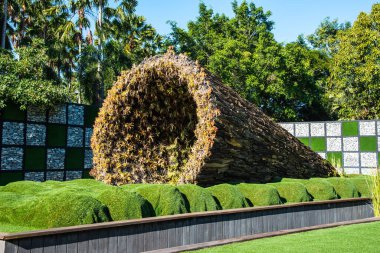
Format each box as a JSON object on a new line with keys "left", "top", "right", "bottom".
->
{"left": 91, "top": 51, "right": 337, "bottom": 186}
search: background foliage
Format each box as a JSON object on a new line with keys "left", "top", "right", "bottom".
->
{"left": 0, "top": 0, "right": 161, "bottom": 107}
{"left": 1, "top": 0, "right": 380, "bottom": 121}
{"left": 328, "top": 4, "right": 380, "bottom": 120}
{"left": 0, "top": 40, "right": 67, "bottom": 109}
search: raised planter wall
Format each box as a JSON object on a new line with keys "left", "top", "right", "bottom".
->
{"left": 0, "top": 198, "right": 374, "bottom": 253}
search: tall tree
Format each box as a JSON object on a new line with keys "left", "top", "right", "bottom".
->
{"left": 307, "top": 17, "right": 351, "bottom": 57}
{"left": 279, "top": 39, "right": 331, "bottom": 120}
{"left": 1, "top": 0, "right": 161, "bottom": 106}
{"left": 76, "top": 0, "right": 161, "bottom": 105}
{"left": 328, "top": 4, "right": 380, "bottom": 119}
{"left": 70, "top": 0, "right": 92, "bottom": 55}
{"left": 167, "top": 1, "right": 330, "bottom": 121}
{"left": 0, "top": 39, "right": 67, "bottom": 109}
{"left": 1, "top": 0, "right": 7, "bottom": 48}
{"left": 93, "top": 0, "right": 107, "bottom": 105}
{"left": 106, "top": 0, "right": 161, "bottom": 67}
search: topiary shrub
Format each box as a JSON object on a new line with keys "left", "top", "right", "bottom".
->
{"left": 60, "top": 179, "right": 108, "bottom": 188}
{"left": 44, "top": 180, "right": 155, "bottom": 220}
{"left": 0, "top": 192, "right": 38, "bottom": 225}
{"left": 325, "top": 177, "right": 360, "bottom": 199}
{"left": 269, "top": 182, "right": 311, "bottom": 203}
{"left": 237, "top": 183, "right": 282, "bottom": 206}
{"left": 348, "top": 178, "right": 372, "bottom": 198}
{"left": 345, "top": 174, "right": 371, "bottom": 179}
{"left": 33, "top": 191, "right": 111, "bottom": 228}
{"left": 206, "top": 184, "right": 250, "bottom": 210}
{"left": 122, "top": 184, "right": 188, "bottom": 216}
{"left": 280, "top": 177, "right": 307, "bottom": 183}
{"left": 0, "top": 222, "right": 39, "bottom": 233}
{"left": 281, "top": 178, "right": 338, "bottom": 201}
{"left": 96, "top": 188, "right": 154, "bottom": 220}
{"left": 176, "top": 184, "right": 220, "bottom": 212}
{"left": 0, "top": 180, "right": 154, "bottom": 222}
{"left": 0, "top": 180, "right": 109, "bottom": 196}
{"left": 0, "top": 191, "right": 111, "bottom": 229}
{"left": 303, "top": 179, "right": 338, "bottom": 200}
{"left": 0, "top": 181, "right": 49, "bottom": 195}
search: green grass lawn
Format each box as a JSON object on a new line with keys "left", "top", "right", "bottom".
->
{"left": 190, "top": 221, "right": 380, "bottom": 253}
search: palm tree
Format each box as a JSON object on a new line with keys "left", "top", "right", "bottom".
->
{"left": 69, "top": 0, "right": 91, "bottom": 55}
{"left": 108, "top": 0, "right": 161, "bottom": 64}
{"left": 1, "top": 0, "right": 19, "bottom": 49}
{"left": 1, "top": 0, "right": 8, "bottom": 48}
{"left": 10, "top": 0, "right": 32, "bottom": 48}
{"left": 93, "top": 0, "right": 108, "bottom": 105}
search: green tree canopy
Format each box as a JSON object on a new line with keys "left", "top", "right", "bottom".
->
{"left": 328, "top": 4, "right": 380, "bottom": 119}
{"left": 1, "top": 0, "right": 162, "bottom": 106}
{"left": 307, "top": 17, "right": 351, "bottom": 57}
{"left": 167, "top": 1, "right": 330, "bottom": 121}
{"left": 0, "top": 40, "right": 68, "bottom": 109}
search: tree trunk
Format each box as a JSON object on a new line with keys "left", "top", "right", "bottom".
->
{"left": 78, "top": 8, "right": 84, "bottom": 55}
{"left": 78, "top": 27, "right": 82, "bottom": 55}
{"left": 91, "top": 51, "right": 337, "bottom": 186}
{"left": 1, "top": 0, "right": 8, "bottom": 49}
{"left": 96, "top": 1, "right": 104, "bottom": 106}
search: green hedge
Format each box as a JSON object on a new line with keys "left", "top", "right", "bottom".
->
{"left": 53, "top": 179, "right": 107, "bottom": 189}
{"left": 176, "top": 184, "right": 220, "bottom": 212}
{"left": 237, "top": 183, "right": 282, "bottom": 206}
{"left": 207, "top": 184, "right": 250, "bottom": 209}
{"left": 269, "top": 182, "right": 311, "bottom": 203}
{"left": 0, "top": 180, "right": 153, "bottom": 222}
{"left": 0, "top": 190, "right": 110, "bottom": 229}
{"left": 44, "top": 180, "right": 154, "bottom": 220}
{"left": 0, "top": 176, "right": 371, "bottom": 233}
{"left": 325, "top": 177, "right": 360, "bottom": 199}
{"left": 1, "top": 181, "right": 52, "bottom": 195}
{"left": 281, "top": 178, "right": 338, "bottom": 201}
{"left": 96, "top": 188, "right": 154, "bottom": 220}
{"left": 122, "top": 184, "right": 188, "bottom": 216}
{"left": 348, "top": 178, "right": 372, "bottom": 198}
{"left": 303, "top": 179, "right": 338, "bottom": 200}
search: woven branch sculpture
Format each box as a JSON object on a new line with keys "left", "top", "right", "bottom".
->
{"left": 91, "top": 51, "right": 337, "bottom": 186}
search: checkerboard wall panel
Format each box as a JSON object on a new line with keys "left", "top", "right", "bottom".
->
{"left": 0, "top": 103, "right": 99, "bottom": 185}
{"left": 279, "top": 120, "right": 380, "bottom": 175}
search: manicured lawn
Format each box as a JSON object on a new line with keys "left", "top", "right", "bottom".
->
{"left": 190, "top": 221, "right": 380, "bottom": 253}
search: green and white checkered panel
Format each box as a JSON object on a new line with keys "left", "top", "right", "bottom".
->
{"left": 0, "top": 103, "right": 98, "bottom": 185}
{"left": 279, "top": 121, "right": 380, "bottom": 175}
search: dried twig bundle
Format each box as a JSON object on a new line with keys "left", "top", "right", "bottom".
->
{"left": 91, "top": 51, "right": 337, "bottom": 186}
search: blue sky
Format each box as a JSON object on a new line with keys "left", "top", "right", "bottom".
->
{"left": 135, "top": 0, "right": 378, "bottom": 43}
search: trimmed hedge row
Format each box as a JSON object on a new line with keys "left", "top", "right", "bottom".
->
{"left": 0, "top": 176, "right": 373, "bottom": 232}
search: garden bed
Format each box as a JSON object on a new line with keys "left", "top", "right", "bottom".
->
{"left": 0, "top": 176, "right": 373, "bottom": 232}
{"left": 0, "top": 198, "right": 374, "bottom": 253}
